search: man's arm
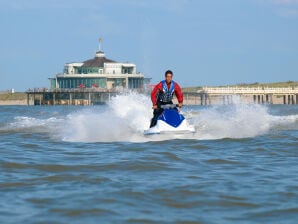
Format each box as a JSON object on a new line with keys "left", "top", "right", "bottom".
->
{"left": 151, "top": 82, "right": 162, "bottom": 108}
{"left": 174, "top": 83, "right": 183, "bottom": 107}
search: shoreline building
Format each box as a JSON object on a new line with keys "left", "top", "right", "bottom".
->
{"left": 49, "top": 48, "right": 150, "bottom": 91}
{"left": 26, "top": 42, "right": 152, "bottom": 105}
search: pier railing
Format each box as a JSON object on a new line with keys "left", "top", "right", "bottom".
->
{"left": 201, "top": 87, "right": 298, "bottom": 95}
{"left": 26, "top": 87, "right": 147, "bottom": 94}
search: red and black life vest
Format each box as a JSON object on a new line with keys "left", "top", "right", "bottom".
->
{"left": 157, "top": 80, "right": 175, "bottom": 103}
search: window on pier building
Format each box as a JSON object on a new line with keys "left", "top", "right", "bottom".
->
{"left": 122, "top": 66, "right": 134, "bottom": 74}
{"left": 128, "top": 78, "right": 143, "bottom": 89}
{"left": 58, "top": 78, "right": 107, "bottom": 89}
{"left": 114, "top": 78, "right": 125, "bottom": 87}
{"left": 77, "top": 67, "right": 99, "bottom": 74}
{"left": 50, "top": 79, "right": 56, "bottom": 89}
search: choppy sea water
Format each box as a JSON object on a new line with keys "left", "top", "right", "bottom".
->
{"left": 0, "top": 93, "right": 297, "bottom": 224}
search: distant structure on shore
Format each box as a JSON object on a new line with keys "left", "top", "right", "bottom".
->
{"left": 23, "top": 39, "right": 297, "bottom": 106}
{"left": 26, "top": 39, "right": 152, "bottom": 105}
{"left": 181, "top": 86, "right": 298, "bottom": 105}
{"left": 49, "top": 40, "right": 150, "bottom": 90}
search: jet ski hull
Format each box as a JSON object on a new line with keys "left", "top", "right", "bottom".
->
{"left": 144, "top": 107, "right": 195, "bottom": 135}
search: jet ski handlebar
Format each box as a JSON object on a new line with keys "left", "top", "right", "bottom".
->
{"left": 160, "top": 104, "right": 179, "bottom": 109}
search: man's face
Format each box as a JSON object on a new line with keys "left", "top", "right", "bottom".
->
{"left": 165, "top": 74, "right": 173, "bottom": 83}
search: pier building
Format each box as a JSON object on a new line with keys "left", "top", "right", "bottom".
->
{"left": 49, "top": 50, "right": 148, "bottom": 90}
{"left": 26, "top": 40, "right": 151, "bottom": 105}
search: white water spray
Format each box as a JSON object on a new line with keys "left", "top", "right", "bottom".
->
{"left": 2, "top": 93, "right": 297, "bottom": 142}
{"left": 62, "top": 93, "right": 152, "bottom": 142}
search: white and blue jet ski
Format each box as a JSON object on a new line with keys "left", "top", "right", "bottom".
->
{"left": 144, "top": 104, "right": 195, "bottom": 135}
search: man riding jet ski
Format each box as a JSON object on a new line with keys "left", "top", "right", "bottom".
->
{"left": 145, "top": 70, "right": 195, "bottom": 135}
{"left": 150, "top": 70, "right": 183, "bottom": 128}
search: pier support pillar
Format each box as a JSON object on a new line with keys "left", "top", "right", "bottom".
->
{"left": 291, "top": 95, "right": 295, "bottom": 105}
{"left": 200, "top": 94, "right": 203, "bottom": 105}
{"left": 27, "top": 93, "right": 30, "bottom": 106}
{"left": 194, "top": 94, "right": 197, "bottom": 105}
{"left": 261, "top": 95, "right": 264, "bottom": 104}
{"left": 269, "top": 95, "right": 273, "bottom": 104}
{"left": 186, "top": 93, "right": 189, "bottom": 105}
{"left": 100, "top": 93, "right": 104, "bottom": 103}
{"left": 69, "top": 93, "right": 72, "bottom": 105}
{"left": 53, "top": 93, "right": 56, "bottom": 105}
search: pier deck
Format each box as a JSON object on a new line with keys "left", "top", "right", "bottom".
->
{"left": 26, "top": 88, "right": 126, "bottom": 106}
{"left": 183, "top": 87, "right": 298, "bottom": 105}
{"left": 26, "top": 86, "right": 298, "bottom": 105}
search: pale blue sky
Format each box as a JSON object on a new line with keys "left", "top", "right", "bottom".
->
{"left": 0, "top": 0, "right": 297, "bottom": 91}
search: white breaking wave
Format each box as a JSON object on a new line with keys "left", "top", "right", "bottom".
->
{"left": 4, "top": 116, "right": 63, "bottom": 132}
{"left": 2, "top": 93, "right": 298, "bottom": 142}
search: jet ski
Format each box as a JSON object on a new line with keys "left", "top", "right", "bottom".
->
{"left": 144, "top": 104, "right": 195, "bottom": 135}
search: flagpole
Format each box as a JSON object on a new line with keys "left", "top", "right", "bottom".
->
{"left": 98, "top": 37, "right": 102, "bottom": 51}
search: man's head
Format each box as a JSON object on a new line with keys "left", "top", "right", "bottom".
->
{"left": 164, "top": 70, "right": 173, "bottom": 84}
